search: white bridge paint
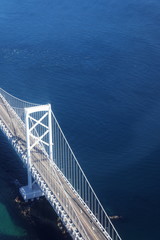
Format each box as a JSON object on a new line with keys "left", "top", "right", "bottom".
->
{"left": 25, "top": 104, "right": 53, "bottom": 190}
{"left": 0, "top": 88, "right": 122, "bottom": 240}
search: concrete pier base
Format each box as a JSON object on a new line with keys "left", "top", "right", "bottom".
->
{"left": 19, "top": 183, "right": 43, "bottom": 201}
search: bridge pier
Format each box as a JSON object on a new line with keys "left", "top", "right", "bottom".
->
{"left": 0, "top": 89, "right": 122, "bottom": 240}
{"left": 19, "top": 182, "right": 43, "bottom": 201}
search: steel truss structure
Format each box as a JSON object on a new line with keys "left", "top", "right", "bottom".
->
{"left": 0, "top": 88, "right": 122, "bottom": 240}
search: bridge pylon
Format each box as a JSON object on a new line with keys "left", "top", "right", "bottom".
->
{"left": 20, "top": 104, "right": 53, "bottom": 201}
{"left": 0, "top": 87, "right": 122, "bottom": 239}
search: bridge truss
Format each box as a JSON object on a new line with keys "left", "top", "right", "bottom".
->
{"left": 0, "top": 88, "right": 122, "bottom": 240}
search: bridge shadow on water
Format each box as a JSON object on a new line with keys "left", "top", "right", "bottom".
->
{"left": 0, "top": 131, "right": 72, "bottom": 240}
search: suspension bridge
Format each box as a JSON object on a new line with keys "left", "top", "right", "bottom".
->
{"left": 0, "top": 88, "right": 122, "bottom": 240}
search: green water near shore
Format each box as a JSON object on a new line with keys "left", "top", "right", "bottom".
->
{"left": 0, "top": 202, "right": 26, "bottom": 237}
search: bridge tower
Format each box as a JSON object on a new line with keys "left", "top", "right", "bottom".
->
{"left": 0, "top": 87, "right": 122, "bottom": 240}
{"left": 20, "top": 104, "right": 53, "bottom": 201}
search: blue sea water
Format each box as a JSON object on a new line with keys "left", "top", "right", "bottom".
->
{"left": 0, "top": 0, "right": 160, "bottom": 239}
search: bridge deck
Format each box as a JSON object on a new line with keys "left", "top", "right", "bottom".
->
{"left": 0, "top": 96, "right": 108, "bottom": 240}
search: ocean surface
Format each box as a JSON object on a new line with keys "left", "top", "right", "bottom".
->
{"left": 0, "top": 0, "right": 160, "bottom": 239}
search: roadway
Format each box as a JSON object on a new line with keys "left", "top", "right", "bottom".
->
{"left": 0, "top": 95, "right": 109, "bottom": 240}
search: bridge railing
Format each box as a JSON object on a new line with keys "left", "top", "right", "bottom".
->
{"left": 51, "top": 111, "right": 122, "bottom": 240}
{"left": 0, "top": 88, "right": 38, "bottom": 123}
{"left": 0, "top": 88, "right": 122, "bottom": 240}
{"left": 31, "top": 144, "right": 90, "bottom": 240}
{"left": 0, "top": 88, "right": 90, "bottom": 239}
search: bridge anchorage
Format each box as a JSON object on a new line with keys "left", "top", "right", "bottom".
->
{"left": 0, "top": 88, "right": 122, "bottom": 240}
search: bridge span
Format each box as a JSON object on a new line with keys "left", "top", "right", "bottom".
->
{"left": 0, "top": 88, "right": 122, "bottom": 240}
